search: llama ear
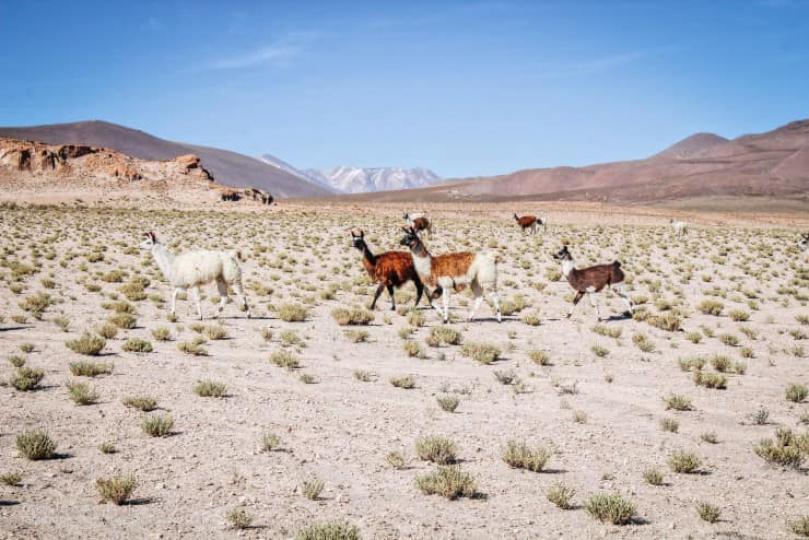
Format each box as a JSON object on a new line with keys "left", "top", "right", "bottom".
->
{"left": 359, "top": 229, "right": 364, "bottom": 237}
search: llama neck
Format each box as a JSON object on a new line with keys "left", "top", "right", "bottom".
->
{"left": 409, "top": 241, "right": 433, "bottom": 279}
{"left": 360, "top": 243, "right": 377, "bottom": 266}
{"left": 151, "top": 244, "right": 176, "bottom": 281}
{"left": 561, "top": 259, "right": 575, "bottom": 277}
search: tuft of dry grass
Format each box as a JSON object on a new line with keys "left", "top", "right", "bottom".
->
{"left": 141, "top": 414, "right": 173, "bottom": 437}
{"left": 668, "top": 450, "right": 702, "bottom": 473}
{"left": 295, "top": 521, "right": 361, "bottom": 540}
{"left": 585, "top": 493, "right": 636, "bottom": 525}
{"left": 16, "top": 430, "right": 56, "bottom": 460}
{"left": 696, "top": 502, "right": 721, "bottom": 523}
{"left": 546, "top": 482, "right": 575, "bottom": 509}
{"left": 461, "top": 342, "right": 501, "bottom": 364}
{"left": 66, "top": 381, "right": 99, "bottom": 405}
{"left": 96, "top": 475, "right": 136, "bottom": 505}
{"left": 65, "top": 332, "right": 106, "bottom": 355}
{"left": 193, "top": 380, "right": 227, "bottom": 398}
{"left": 123, "top": 396, "right": 157, "bottom": 412}
{"left": 226, "top": 508, "right": 253, "bottom": 529}
{"left": 415, "top": 436, "right": 457, "bottom": 464}
{"left": 331, "top": 306, "right": 374, "bottom": 326}
{"left": 502, "top": 440, "right": 552, "bottom": 472}
{"left": 415, "top": 465, "right": 477, "bottom": 500}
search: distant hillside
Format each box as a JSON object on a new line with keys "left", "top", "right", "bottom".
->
{"left": 348, "top": 119, "right": 809, "bottom": 203}
{"left": 0, "top": 121, "right": 332, "bottom": 198}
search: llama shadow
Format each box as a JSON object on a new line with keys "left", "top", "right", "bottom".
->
{"left": 0, "top": 326, "right": 32, "bottom": 332}
{"left": 603, "top": 312, "right": 633, "bottom": 322}
{"left": 123, "top": 497, "right": 156, "bottom": 506}
{"left": 0, "top": 500, "right": 20, "bottom": 506}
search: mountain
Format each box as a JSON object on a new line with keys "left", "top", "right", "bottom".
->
{"left": 0, "top": 121, "right": 332, "bottom": 198}
{"left": 303, "top": 166, "right": 442, "bottom": 193}
{"left": 349, "top": 119, "right": 809, "bottom": 203}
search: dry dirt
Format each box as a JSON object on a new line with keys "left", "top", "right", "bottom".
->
{"left": 1, "top": 203, "right": 808, "bottom": 539}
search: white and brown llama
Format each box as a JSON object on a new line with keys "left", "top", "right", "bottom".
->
{"left": 553, "top": 245, "right": 633, "bottom": 320}
{"left": 139, "top": 231, "right": 250, "bottom": 320}
{"left": 400, "top": 226, "right": 500, "bottom": 323}
{"left": 404, "top": 212, "right": 434, "bottom": 236}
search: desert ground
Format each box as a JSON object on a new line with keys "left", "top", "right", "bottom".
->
{"left": 1, "top": 202, "right": 809, "bottom": 540}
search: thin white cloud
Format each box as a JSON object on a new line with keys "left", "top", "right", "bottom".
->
{"left": 208, "top": 44, "right": 298, "bottom": 70}
{"left": 534, "top": 48, "right": 673, "bottom": 80}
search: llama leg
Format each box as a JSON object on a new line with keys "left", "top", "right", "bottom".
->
{"left": 370, "top": 284, "right": 385, "bottom": 310}
{"left": 192, "top": 286, "right": 203, "bottom": 320}
{"left": 588, "top": 292, "right": 601, "bottom": 321}
{"left": 468, "top": 281, "right": 484, "bottom": 321}
{"left": 439, "top": 287, "right": 450, "bottom": 323}
{"left": 615, "top": 285, "right": 634, "bottom": 316}
{"left": 429, "top": 287, "right": 444, "bottom": 318}
{"left": 170, "top": 288, "right": 181, "bottom": 316}
{"left": 387, "top": 285, "right": 396, "bottom": 311}
{"left": 489, "top": 290, "right": 502, "bottom": 323}
{"left": 215, "top": 278, "right": 228, "bottom": 316}
{"left": 568, "top": 291, "right": 584, "bottom": 318}
{"left": 414, "top": 281, "right": 424, "bottom": 309}
{"left": 232, "top": 281, "right": 251, "bottom": 318}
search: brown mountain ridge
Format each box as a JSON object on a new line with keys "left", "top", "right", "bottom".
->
{"left": 345, "top": 119, "right": 809, "bottom": 203}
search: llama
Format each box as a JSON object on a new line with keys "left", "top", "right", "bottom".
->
{"left": 553, "top": 245, "right": 633, "bottom": 320}
{"left": 799, "top": 233, "right": 809, "bottom": 251}
{"left": 404, "top": 212, "right": 433, "bottom": 236}
{"left": 670, "top": 219, "right": 688, "bottom": 237}
{"left": 513, "top": 213, "right": 545, "bottom": 235}
{"left": 139, "top": 232, "right": 250, "bottom": 320}
{"left": 400, "top": 226, "right": 500, "bottom": 323}
{"left": 350, "top": 228, "right": 426, "bottom": 310}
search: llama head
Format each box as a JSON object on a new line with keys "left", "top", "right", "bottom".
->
{"left": 403, "top": 212, "right": 409, "bottom": 220}
{"left": 350, "top": 228, "right": 365, "bottom": 249}
{"left": 399, "top": 226, "right": 421, "bottom": 249}
{"left": 800, "top": 233, "right": 809, "bottom": 250}
{"left": 139, "top": 231, "right": 158, "bottom": 250}
{"left": 513, "top": 213, "right": 519, "bottom": 220}
{"left": 553, "top": 245, "right": 572, "bottom": 261}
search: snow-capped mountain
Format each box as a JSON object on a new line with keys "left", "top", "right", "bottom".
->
{"left": 257, "top": 153, "right": 337, "bottom": 193}
{"left": 303, "top": 166, "right": 442, "bottom": 193}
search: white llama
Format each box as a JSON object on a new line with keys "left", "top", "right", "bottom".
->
{"left": 139, "top": 231, "right": 250, "bottom": 320}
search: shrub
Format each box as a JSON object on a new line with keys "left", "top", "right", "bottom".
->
{"left": 66, "top": 333, "right": 106, "bottom": 355}
{"left": 203, "top": 325, "right": 228, "bottom": 340}
{"left": 663, "top": 394, "right": 693, "bottom": 411}
{"left": 585, "top": 493, "right": 636, "bottom": 525}
{"left": 331, "top": 307, "right": 374, "bottom": 326}
{"left": 385, "top": 451, "right": 405, "bottom": 469}
{"left": 0, "top": 472, "right": 23, "bottom": 486}
{"left": 696, "top": 502, "right": 721, "bottom": 523}
{"left": 96, "top": 322, "right": 119, "bottom": 339}
{"left": 428, "top": 326, "right": 462, "bottom": 346}
{"left": 529, "top": 350, "right": 551, "bottom": 366}
{"left": 122, "top": 338, "right": 152, "bottom": 353}
{"left": 226, "top": 508, "right": 253, "bottom": 530}
{"left": 660, "top": 417, "right": 679, "bottom": 433}
{"left": 193, "top": 380, "right": 227, "bottom": 398}
{"left": 16, "top": 430, "right": 56, "bottom": 460}
{"left": 698, "top": 299, "right": 723, "bottom": 316}
{"left": 261, "top": 432, "right": 281, "bottom": 452}
{"left": 753, "top": 428, "right": 804, "bottom": 469}
{"left": 177, "top": 339, "right": 207, "bottom": 356}
{"left": 415, "top": 465, "right": 477, "bottom": 500}
{"left": 646, "top": 313, "right": 681, "bottom": 332}
{"left": 502, "top": 441, "right": 551, "bottom": 472}
{"left": 141, "top": 414, "right": 173, "bottom": 437}
{"left": 390, "top": 375, "right": 415, "bottom": 389}
{"left": 461, "top": 342, "right": 501, "bottom": 364}
{"left": 643, "top": 468, "right": 664, "bottom": 486}
{"left": 694, "top": 371, "right": 727, "bottom": 389}
{"left": 678, "top": 355, "right": 705, "bottom": 372}
{"left": 786, "top": 383, "right": 808, "bottom": 403}
{"left": 66, "top": 381, "right": 99, "bottom": 405}
{"left": 96, "top": 475, "right": 136, "bottom": 505}
{"left": 436, "top": 395, "right": 459, "bottom": 413}
{"left": 402, "top": 340, "right": 423, "bottom": 358}
{"left": 10, "top": 367, "right": 44, "bottom": 391}
{"left": 301, "top": 477, "right": 324, "bottom": 500}
{"left": 69, "top": 361, "right": 112, "bottom": 377}
{"left": 151, "top": 327, "right": 172, "bottom": 341}
{"left": 546, "top": 482, "right": 575, "bottom": 509}
{"left": 789, "top": 516, "right": 809, "bottom": 537}
{"left": 728, "top": 309, "right": 750, "bottom": 322}
{"left": 415, "top": 436, "right": 457, "bottom": 464}
{"left": 108, "top": 313, "right": 137, "bottom": 329}
{"left": 668, "top": 450, "right": 702, "bottom": 473}
{"left": 278, "top": 303, "right": 308, "bottom": 322}
{"left": 295, "top": 521, "right": 361, "bottom": 540}
{"left": 270, "top": 350, "right": 300, "bottom": 370}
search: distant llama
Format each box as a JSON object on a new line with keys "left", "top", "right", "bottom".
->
{"left": 513, "top": 213, "right": 545, "bottom": 235}
{"left": 670, "top": 219, "right": 688, "bottom": 237}
{"left": 139, "top": 232, "right": 250, "bottom": 320}
{"left": 799, "top": 233, "right": 809, "bottom": 251}
{"left": 404, "top": 212, "right": 434, "bottom": 236}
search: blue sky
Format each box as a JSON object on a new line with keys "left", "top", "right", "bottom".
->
{"left": 1, "top": 0, "right": 808, "bottom": 177}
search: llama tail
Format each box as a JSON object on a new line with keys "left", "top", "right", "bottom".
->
{"left": 230, "top": 250, "right": 245, "bottom": 262}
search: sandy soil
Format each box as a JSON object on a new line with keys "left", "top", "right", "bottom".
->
{"left": 1, "top": 203, "right": 808, "bottom": 539}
